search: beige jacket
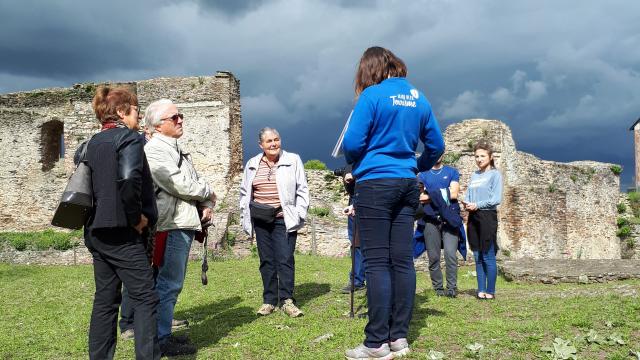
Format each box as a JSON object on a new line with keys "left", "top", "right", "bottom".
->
{"left": 144, "top": 134, "right": 214, "bottom": 231}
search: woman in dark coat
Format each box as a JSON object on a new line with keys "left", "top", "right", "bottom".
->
{"left": 78, "top": 86, "right": 159, "bottom": 360}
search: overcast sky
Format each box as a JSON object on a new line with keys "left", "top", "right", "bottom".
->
{"left": 1, "top": 0, "right": 639, "bottom": 187}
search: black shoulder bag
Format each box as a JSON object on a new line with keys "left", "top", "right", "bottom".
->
{"left": 51, "top": 140, "right": 93, "bottom": 230}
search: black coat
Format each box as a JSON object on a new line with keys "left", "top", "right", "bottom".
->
{"left": 75, "top": 128, "right": 157, "bottom": 231}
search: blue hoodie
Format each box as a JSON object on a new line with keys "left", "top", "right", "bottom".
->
{"left": 343, "top": 77, "right": 444, "bottom": 181}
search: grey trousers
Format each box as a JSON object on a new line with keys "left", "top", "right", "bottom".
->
{"left": 424, "top": 221, "right": 459, "bottom": 291}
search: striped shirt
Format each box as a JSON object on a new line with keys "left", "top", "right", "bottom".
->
{"left": 252, "top": 158, "right": 283, "bottom": 216}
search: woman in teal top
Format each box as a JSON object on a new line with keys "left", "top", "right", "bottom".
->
{"left": 462, "top": 141, "right": 503, "bottom": 300}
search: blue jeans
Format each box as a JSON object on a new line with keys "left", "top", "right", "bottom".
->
{"left": 473, "top": 241, "right": 497, "bottom": 295}
{"left": 355, "top": 178, "right": 419, "bottom": 348}
{"left": 155, "top": 229, "right": 194, "bottom": 342}
{"left": 348, "top": 215, "right": 366, "bottom": 287}
{"left": 254, "top": 218, "right": 297, "bottom": 305}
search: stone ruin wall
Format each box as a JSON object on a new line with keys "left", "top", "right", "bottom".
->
{"left": 0, "top": 72, "right": 242, "bottom": 234}
{"left": 445, "top": 119, "right": 621, "bottom": 260}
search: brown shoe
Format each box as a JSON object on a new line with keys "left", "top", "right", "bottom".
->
{"left": 281, "top": 299, "right": 303, "bottom": 318}
{"left": 256, "top": 303, "right": 276, "bottom": 316}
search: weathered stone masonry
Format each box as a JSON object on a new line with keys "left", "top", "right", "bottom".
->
{"left": 0, "top": 72, "right": 242, "bottom": 233}
{"left": 445, "top": 119, "right": 621, "bottom": 259}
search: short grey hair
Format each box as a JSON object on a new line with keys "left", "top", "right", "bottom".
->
{"left": 143, "top": 99, "right": 174, "bottom": 134}
{"left": 258, "top": 127, "right": 280, "bottom": 143}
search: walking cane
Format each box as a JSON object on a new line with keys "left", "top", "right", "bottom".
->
{"left": 350, "top": 215, "right": 359, "bottom": 318}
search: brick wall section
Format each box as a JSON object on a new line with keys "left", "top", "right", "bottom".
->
{"left": 0, "top": 73, "right": 242, "bottom": 232}
{"left": 445, "top": 119, "right": 621, "bottom": 259}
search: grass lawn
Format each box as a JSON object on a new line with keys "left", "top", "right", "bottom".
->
{"left": 1, "top": 255, "right": 639, "bottom": 359}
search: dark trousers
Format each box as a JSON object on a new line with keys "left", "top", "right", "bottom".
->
{"left": 254, "top": 218, "right": 297, "bottom": 305}
{"left": 347, "top": 215, "right": 366, "bottom": 286}
{"left": 424, "top": 221, "right": 459, "bottom": 291}
{"left": 119, "top": 286, "right": 134, "bottom": 332}
{"left": 85, "top": 228, "right": 160, "bottom": 360}
{"left": 355, "top": 178, "right": 419, "bottom": 348}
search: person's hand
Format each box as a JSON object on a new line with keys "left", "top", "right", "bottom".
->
{"left": 465, "top": 202, "right": 478, "bottom": 211}
{"left": 201, "top": 207, "right": 213, "bottom": 223}
{"left": 419, "top": 193, "right": 430, "bottom": 203}
{"left": 344, "top": 172, "right": 354, "bottom": 184}
{"left": 343, "top": 205, "right": 355, "bottom": 216}
{"left": 134, "top": 214, "right": 148, "bottom": 234}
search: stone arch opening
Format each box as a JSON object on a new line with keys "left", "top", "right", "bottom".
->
{"left": 40, "top": 120, "right": 64, "bottom": 171}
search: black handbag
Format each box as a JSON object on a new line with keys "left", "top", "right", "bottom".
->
{"left": 51, "top": 141, "right": 93, "bottom": 230}
{"left": 249, "top": 201, "right": 280, "bottom": 223}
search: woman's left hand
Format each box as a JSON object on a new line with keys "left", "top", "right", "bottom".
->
{"left": 201, "top": 207, "right": 213, "bottom": 222}
{"left": 465, "top": 202, "right": 478, "bottom": 211}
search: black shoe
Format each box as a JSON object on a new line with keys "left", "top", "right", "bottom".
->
{"left": 435, "top": 289, "right": 445, "bottom": 297}
{"left": 445, "top": 289, "right": 457, "bottom": 298}
{"left": 169, "top": 334, "right": 190, "bottom": 344}
{"left": 341, "top": 283, "right": 366, "bottom": 294}
{"left": 160, "top": 336, "right": 196, "bottom": 356}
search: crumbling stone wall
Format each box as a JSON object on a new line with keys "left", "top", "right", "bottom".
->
{"left": 445, "top": 119, "right": 621, "bottom": 259}
{"left": 0, "top": 72, "right": 242, "bottom": 232}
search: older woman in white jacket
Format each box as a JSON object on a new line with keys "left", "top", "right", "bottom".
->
{"left": 239, "top": 127, "right": 309, "bottom": 317}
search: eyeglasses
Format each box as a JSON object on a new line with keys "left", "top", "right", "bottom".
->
{"left": 132, "top": 105, "right": 143, "bottom": 119}
{"left": 161, "top": 113, "right": 184, "bottom": 123}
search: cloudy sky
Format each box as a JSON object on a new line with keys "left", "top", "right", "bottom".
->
{"left": 2, "top": 0, "right": 639, "bottom": 187}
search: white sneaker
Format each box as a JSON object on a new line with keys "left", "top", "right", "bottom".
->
{"left": 345, "top": 343, "right": 394, "bottom": 360}
{"left": 389, "top": 338, "right": 410, "bottom": 357}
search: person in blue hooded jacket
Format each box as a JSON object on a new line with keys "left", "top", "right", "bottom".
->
{"left": 342, "top": 46, "right": 445, "bottom": 360}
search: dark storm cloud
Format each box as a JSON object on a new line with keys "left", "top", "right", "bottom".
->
{"left": 194, "top": 0, "right": 274, "bottom": 16}
{"left": 1, "top": 0, "right": 639, "bottom": 186}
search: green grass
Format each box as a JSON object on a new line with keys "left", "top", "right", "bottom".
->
{"left": 1, "top": 257, "right": 639, "bottom": 359}
{"left": 0, "top": 229, "right": 82, "bottom": 251}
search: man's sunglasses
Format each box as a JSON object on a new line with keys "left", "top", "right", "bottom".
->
{"left": 161, "top": 113, "right": 184, "bottom": 123}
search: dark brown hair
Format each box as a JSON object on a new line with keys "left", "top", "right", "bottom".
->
{"left": 92, "top": 86, "right": 138, "bottom": 124}
{"left": 354, "top": 46, "right": 407, "bottom": 99}
{"left": 473, "top": 140, "right": 496, "bottom": 168}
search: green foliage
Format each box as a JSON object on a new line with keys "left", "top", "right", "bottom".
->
{"left": 501, "top": 249, "right": 511, "bottom": 257}
{"left": 427, "top": 349, "right": 445, "bottom": 359}
{"left": 548, "top": 183, "right": 558, "bottom": 193}
{"left": 610, "top": 165, "right": 623, "bottom": 175}
{"left": 198, "top": 76, "right": 205, "bottom": 85}
{"left": 617, "top": 217, "right": 629, "bottom": 228}
{"left": 309, "top": 207, "right": 331, "bottom": 217}
{"left": 225, "top": 231, "right": 236, "bottom": 247}
{"left": 629, "top": 192, "right": 640, "bottom": 217}
{"left": 541, "top": 337, "right": 577, "bottom": 359}
{"left": 324, "top": 173, "right": 336, "bottom": 182}
{"left": 0, "top": 229, "right": 81, "bottom": 251}
{"left": 465, "top": 342, "right": 484, "bottom": 358}
{"left": 616, "top": 225, "right": 632, "bottom": 238}
{"left": 249, "top": 244, "right": 258, "bottom": 258}
{"left": 442, "top": 152, "right": 462, "bottom": 165}
{"left": 617, "top": 203, "right": 627, "bottom": 214}
{"left": 627, "top": 238, "right": 636, "bottom": 248}
{"left": 466, "top": 140, "right": 474, "bottom": 150}
{"left": 570, "top": 174, "right": 578, "bottom": 183}
{"left": 303, "top": 159, "right": 328, "bottom": 170}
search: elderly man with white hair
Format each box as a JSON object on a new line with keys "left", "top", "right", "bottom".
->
{"left": 143, "top": 99, "right": 216, "bottom": 356}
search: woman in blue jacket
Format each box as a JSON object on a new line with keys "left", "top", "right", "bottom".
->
{"left": 343, "top": 46, "right": 445, "bottom": 360}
